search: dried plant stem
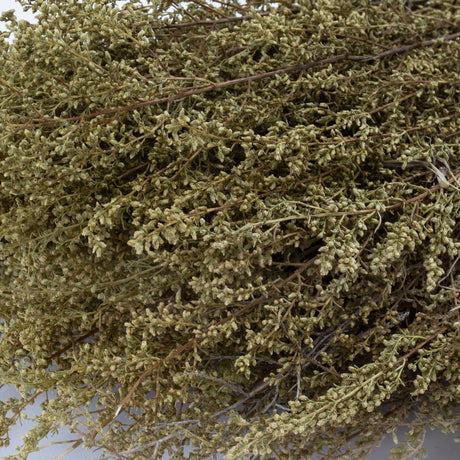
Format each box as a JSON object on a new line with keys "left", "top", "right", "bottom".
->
{"left": 26, "top": 31, "right": 460, "bottom": 127}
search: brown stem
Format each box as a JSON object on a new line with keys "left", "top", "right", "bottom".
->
{"left": 47, "top": 328, "right": 99, "bottom": 363}
{"left": 117, "top": 161, "right": 149, "bottom": 180}
{"left": 368, "top": 91, "right": 418, "bottom": 115}
{"left": 27, "top": 31, "right": 460, "bottom": 127}
{"left": 152, "top": 11, "right": 272, "bottom": 29}
{"left": 385, "top": 168, "right": 460, "bottom": 211}
{"left": 393, "top": 327, "right": 449, "bottom": 367}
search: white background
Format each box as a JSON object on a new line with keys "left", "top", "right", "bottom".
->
{"left": 1, "top": 1, "right": 459, "bottom": 458}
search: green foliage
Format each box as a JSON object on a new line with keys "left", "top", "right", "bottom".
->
{"left": 0, "top": 0, "right": 459, "bottom": 458}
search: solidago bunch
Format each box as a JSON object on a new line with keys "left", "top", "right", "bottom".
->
{"left": 0, "top": 0, "right": 459, "bottom": 458}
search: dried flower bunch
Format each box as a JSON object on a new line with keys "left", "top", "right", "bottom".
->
{"left": 0, "top": 0, "right": 459, "bottom": 458}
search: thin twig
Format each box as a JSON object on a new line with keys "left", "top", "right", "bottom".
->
{"left": 90, "top": 430, "right": 182, "bottom": 460}
{"left": 25, "top": 31, "right": 460, "bottom": 127}
{"left": 211, "top": 379, "right": 272, "bottom": 420}
{"left": 393, "top": 327, "right": 449, "bottom": 367}
{"left": 385, "top": 168, "right": 460, "bottom": 211}
{"left": 368, "top": 91, "right": 418, "bottom": 115}
{"left": 151, "top": 11, "right": 272, "bottom": 30}
{"left": 181, "top": 371, "right": 249, "bottom": 396}
{"left": 439, "top": 255, "right": 460, "bottom": 283}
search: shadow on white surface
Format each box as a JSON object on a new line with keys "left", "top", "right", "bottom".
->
{"left": 366, "top": 424, "right": 460, "bottom": 460}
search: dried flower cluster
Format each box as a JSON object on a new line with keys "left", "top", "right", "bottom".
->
{"left": 0, "top": 0, "right": 459, "bottom": 458}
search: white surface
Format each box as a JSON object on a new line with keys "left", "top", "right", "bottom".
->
{"left": 367, "top": 425, "right": 460, "bottom": 460}
{"left": 0, "top": 0, "right": 37, "bottom": 33}
{"left": 0, "top": 385, "right": 98, "bottom": 460}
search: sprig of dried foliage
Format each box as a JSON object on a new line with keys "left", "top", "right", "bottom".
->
{"left": 0, "top": 0, "right": 459, "bottom": 458}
